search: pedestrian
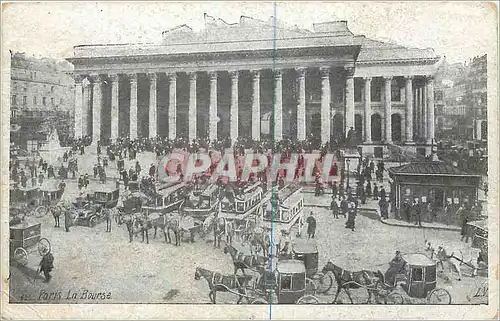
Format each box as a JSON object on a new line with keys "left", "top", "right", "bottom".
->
{"left": 37, "top": 248, "right": 54, "bottom": 283}
{"left": 379, "top": 198, "right": 389, "bottom": 219}
{"left": 331, "top": 181, "right": 338, "bottom": 199}
{"left": 306, "top": 212, "right": 317, "bottom": 239}
{"left": 360, "top": 189, "right": 367, "bottom": 205}
{"left": 78, "top": 175, "right": 84, "bottom": 190}
{"left": 64, "top": 207, "right": 72, "bottom": 232}
{"left": 373, "top": 183, "right": 379, "bottom": 200}
{"left": 412, "top": 200, "right": 422, "bottom": 227}
{"left": 380, "top": 187, "right": 386, "bottom": 201}
{"left": 403, "top": 199, "right": 411, "bottom": 222}
{"left": 104, "top": 208, "right": 112, "bottom": 232}
{"left": 345, "top": 203, "right": 357, "bottom": 231}
{"left": 458, "top": 204, "right": 470, "bottom": 242}
{"left": 331, "top": 197, "right": 339, "bottom": 219}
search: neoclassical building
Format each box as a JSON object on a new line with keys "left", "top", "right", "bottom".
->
{"left": 68, "top": 15, "right": 440, "bottom": 155}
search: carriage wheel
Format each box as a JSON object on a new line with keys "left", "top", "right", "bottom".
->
{"left": 37, "top": 238, "right": 51, "bottom": 256}
{"left": 314, "top": 272, "right": 334, "bottom": 294}
{"left": 89, "top": 215, "right": 97, "bottom": 227}
{"left": 251, "top": 298, "right": 268, "bottom": 304}
{"left": 427, "top": 288, "right": 452, "bottom": 304}
{"left": 13, "top": 247, "right": 28, "bottom": 266}
{"left": 385, "top": 292, "right": 404, "bottom": 305}
{"left": 305, "top": 277, "right": 317, "bottom": 296}
{"left": 34, "top": 206, "right": 48, "bottom": 218}
{"left": 297, "top": 295, "right": 319, "bottom": 304}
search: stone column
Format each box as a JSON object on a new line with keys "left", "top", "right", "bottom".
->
{"left": 320, "top": 67, "right": 331, "bottom": 144}
{"left": 423, "top": 86, "right": 428, "bottom": 139}
{"left": 383, "top": 76, "right": 392, "bottom": 143}
{"left": 345, "top": 67, "right": 355, "bottom": 136}
{"left": 415, "top": 86, "right": 420, "bottom": 139}
{"left": 426, "top": 76, "right": 435, "bottom": 144}
{"left": 128, "top": 74, "right": 138, "bottom": 139}
{"left": 74, "top": 75, "right": 83, "bottom": 138}
{"left": 229, "top": 70, "right": 239, "bottom": 142}
{"left": 91, "top": 74, "right": 102, "bottom": 143}
{"left": 208, "top": 71, "right": 218, "bottom": 141}
{"left": 273, "top": 69, "right": 283, "bottom": 141}
{"left": 296, "top": 68, "right": 306, "bottom": 141}
{"left": 363, "top": 77, "right": 372, "bottom": 143}
{"left": 188, "top": 72, "right": 197, "bottom": 141}
{"left": 82, "top": 78, "right": 91, "bottom": 137}
{"left": 109, "top": 74, "right": 119, "bottom": 140}
{"left": 167, "top": 72, "right": 177, "bottom": 140}
{"left": 251, "top": 70, "right": 261, "bottom": 141}
{"left": 148, "top": 73, "right": 157, "bottom": 138}
{"left": 404, "top": 76, "right": 414, "bottom": 144}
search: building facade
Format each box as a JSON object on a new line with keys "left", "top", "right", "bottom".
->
{"left": 67, "top": 16, "right": 440, "bottom": 154}
{"left": 10, "top": 52, "right": 75, "bottom": 150}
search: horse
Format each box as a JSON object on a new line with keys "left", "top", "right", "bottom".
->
{"left": 203, "top": 213, "right": 234, "bottom": 249}
{"left": 132, "top": 213, "right": 164, "bottom": 244}
{"left": 435, "top": 246, "right": 462, "bottom": 281}
{"left": 223, "top": 243, "right": 268, "bottom": 275}
{"left": 163, "top": 212, "right": 182, "bottom": 246}
{"left": 194, "top": 266, "right": 253, "bottom": 304}
{"left": 321, "top": 261, "right": 380, "bottom": 304}
{"left": 48, "top": 205, "right": 63, "bottom": 228}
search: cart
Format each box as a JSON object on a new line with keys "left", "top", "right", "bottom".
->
{"left": 291, "top": 241, "right": 334, "bottom": 294}
{"left": 9, "top": 223, "right": 51, "bottom": 267}
{"left": 10, "top": 186, "right": 47, "bottom": 218}
{"left": 374, "top": 253, "right": 452, "bottom": 304}
{"left": 249, "top": 260, "right": 320, "bottom": 304}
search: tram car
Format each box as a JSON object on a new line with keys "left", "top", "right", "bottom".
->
{"left": 219, "top": 182, "right": 265, "bottom": 223}
{"left": 181, "top": 183, "right": 220, "bottom": 220}
{"left": 142, "top": 181, "right": 189, "bottom": 214}
{"left": 261, "top": 184, "right": 304, "bottom": 235}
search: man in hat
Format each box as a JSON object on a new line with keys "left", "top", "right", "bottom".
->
{"left": 306, "top": 211, "right": 317, "bottom": 239}
{"left": 38, "top": 248, "right": 54, "bottom": 283}
{"left": 64, "top": 205, "right": 72, "bottom": 232}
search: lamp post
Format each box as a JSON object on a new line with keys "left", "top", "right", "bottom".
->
{"left": 346, "top": 158, "right": 350, "bottom": 190}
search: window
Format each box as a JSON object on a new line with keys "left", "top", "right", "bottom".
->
{"left": 23, "top": 96, "right": 27, "bottom": 105}
{"left": 371, "top": 83, "right": 382, "bottom": 102}
{"left": 51, "top": 86, "right": 55, "bottom": 93}
{"left": 411, "top": 267, "right": 423, "bottom": 282}
{"left": 33, "top": 96, "right": 37, "bottom": 105}
{"left": 42, "top": 97, "right": 46, "bottom": 106}
{"left": 391, "top": 80, "right": 401, "bottom": 102}
{"left": 11, "top": 95, "right": 17, "bottom": 106}
{"left": 354, "top": 81, "right": 362, "bottom": 102}
{"left": 60, "top": 98, "right": 63, "bottom": 105}
{"left": 281, "top": 275, "right": 292, "bottom": 290}
{"left": 51, "top": 97, "right": 54, "bottom": 106}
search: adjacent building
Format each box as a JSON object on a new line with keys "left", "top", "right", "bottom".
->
{"left": 10, "top": 51, "right": 75, "bottom": 151}
{"left": 67, "top": 15, "right": 441, "bottom": 156}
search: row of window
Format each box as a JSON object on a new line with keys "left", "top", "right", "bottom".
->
{"left": 11, "top": 95, "right": 63, "bottom": 106}
{"left": 354, "top": 83, "right": 402, "bottom": 102}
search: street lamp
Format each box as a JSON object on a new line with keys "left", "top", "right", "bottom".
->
{"left": 346, "top": 158, "right": 350, "bottom": 190}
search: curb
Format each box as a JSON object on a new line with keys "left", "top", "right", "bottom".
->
{"left": 378, "top": 218, "right": 461, "bottom": 232}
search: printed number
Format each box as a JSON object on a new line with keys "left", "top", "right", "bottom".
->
{"left": 473, "top": 286, "right": 488, "bottom": 297}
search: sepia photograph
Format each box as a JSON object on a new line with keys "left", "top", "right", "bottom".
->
{"left": 1, "top": 1, "right": 498, "bottom": 319}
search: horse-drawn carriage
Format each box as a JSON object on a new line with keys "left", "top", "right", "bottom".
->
{"left": 291, "top": 241, "right": 333, "bottom": 294}
{"left": 372, "top": 253, "right": 452, "bottom": 304}
{"left": 10, "top": 185, "right": 47, "bottom": 219}
{"left": 195, "top": 259, "right": 319, "bottom": 304}
{"left": 142, "top": 181, "right": 189, "bottom": 214}
{"left": 182, "top": 183, "right": 221, "bottom": 220}
{"left": 10, "top": 222, "right": 51, "bottom": 267}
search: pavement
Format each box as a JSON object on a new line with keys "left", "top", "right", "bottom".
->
{"left": 8, "top": 145, "right": 488, "bottom": 304}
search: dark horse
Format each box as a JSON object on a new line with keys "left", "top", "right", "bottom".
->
{"left": 194, "top": 267, "right": 253, "bottom": 304}
{"left": 223, "top": 243, "right": 267, "bottom": 275}
{"left": 321, "top": 261, "right": 379, "bottom": 304}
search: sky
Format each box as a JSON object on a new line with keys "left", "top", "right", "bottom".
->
{"left": 2, "top": 1, "right": 497, "bottom": 64}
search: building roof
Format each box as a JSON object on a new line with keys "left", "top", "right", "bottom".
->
{"left": 70, "top": 15, "right": 439, "bottom": 65}
{"left": 388, "top": 161, "right": 480, "bottom": 177}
